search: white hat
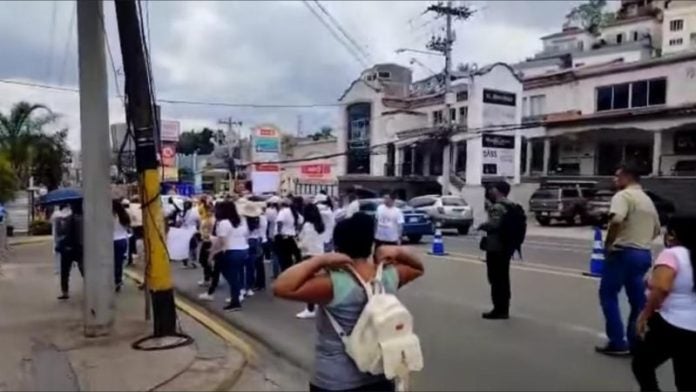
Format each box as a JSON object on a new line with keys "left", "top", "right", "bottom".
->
{"left": 314, "top": 194, "right": 328, "bottom": 204}
{"left": 238, "top": 201, "right": 262, "bottom": 218}
{"left": 267, "top": 196, "right": 281, "bottom": 204}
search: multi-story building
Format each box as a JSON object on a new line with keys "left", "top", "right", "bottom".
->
{"left": 335, "top": 0, "right": 696, "bottom": 219}
{"left": 280, "top": 135, "right": 339, "bottom": 197}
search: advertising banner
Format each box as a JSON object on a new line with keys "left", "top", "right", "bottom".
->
{"left": 481, "top": 134, "right": 515, "bottom": 178}
{"left": 251, "top": 125, "right": 282, "bottom": 194}
{"left": 160, "top": 120, "right": 181, "bottom": 142}
{"left": 482, "top": 88, "right": 517, "bottom": 128}
{"left": 300, "top": 163, "right": 332, "bottom": 181}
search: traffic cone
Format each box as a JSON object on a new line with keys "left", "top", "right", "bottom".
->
{"left": 583, "top": 226, "right": 604, "bottom": 277}
{"left": 428, "top": 229, "right": 448, "bottom": 256}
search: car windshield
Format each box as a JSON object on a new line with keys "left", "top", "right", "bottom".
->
{"left": 532, "top": 189, "right": 558, "bottom": 199}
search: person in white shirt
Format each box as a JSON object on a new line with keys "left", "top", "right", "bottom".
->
{"left": 50, "top": 204, "right": 71, "bottom": 274}
{"left": 314, "top": 194, "right": 335, "bottom": 252}
{"left": 374, "top": 192, "right": 404, "bottom": 250}
{"left": 113, "top": 199, "right": 131, "bottom": 293}
{"left": 180, "top": 200, "right": 200, "bottom": 269}
{"left": 296, "top": 203, "right": 327, "bottom": 319}
{"left": 276, "top": 198, "right": 303, "bottom": 271}
{"left": 239, "top": 201, "right": 266, "bottom": 297}
{"left": 633, "top": 215, "right": 696, "bottom": 391}
{"left": 344, "top": 192, "right": 360, "bottom": 219}
{"left": 124, "top": 198, "right": 143, "bottom": 266}
{"left": 265, "top": 197, "right": 281, "bottom": 278}
{"left": 202, "top": 200, "right": 249, "bottom": 312}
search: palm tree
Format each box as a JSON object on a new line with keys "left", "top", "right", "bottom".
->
{"left": 0, "top": 102, "right": 56, "bottom": 186}
{"left": 0, "top": 153, "right": 18, "bottom": 203}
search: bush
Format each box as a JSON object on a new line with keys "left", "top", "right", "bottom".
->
{"left": 29, "top": 219, "right": 52, "bottom": 236}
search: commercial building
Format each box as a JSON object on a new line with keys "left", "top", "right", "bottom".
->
{"left": 335, "top": 0, "right": 696, "bottom": 220}
{"left": 280, "top": 136, "right": 339, "bottom": 197}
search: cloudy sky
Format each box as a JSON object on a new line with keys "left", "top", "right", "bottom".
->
{"left": 0, "top": 0, "right": 584, "bottom": 149}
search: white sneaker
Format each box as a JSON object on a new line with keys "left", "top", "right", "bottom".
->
{"left": 198, "top": 293, "right": 214, "bottom": 301}
{"left": 240, "top": 289, "right": 247, "bottom": 297}
{"left": 296, "top": 309, "right": 316, "bottom": 319}
{"left": 197, "top": 280, "right": 209, "bottom": 287}
{"left": 245, "top": 289, "right": 255, "bottom": 297}
{"left": 239, "top": 294, "right": 245, "bottom": 303}
{"left": 225, "top": 297, "right": 231, "bottom": 303}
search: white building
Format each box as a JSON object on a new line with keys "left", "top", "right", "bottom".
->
{"left": 281, "top": 136, "right": 339, "bottom": 197}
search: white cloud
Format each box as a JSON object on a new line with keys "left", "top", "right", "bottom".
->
{"left": 0, "top": 0, "right": 578, "bottom": 150}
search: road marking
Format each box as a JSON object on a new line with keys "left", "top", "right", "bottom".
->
{"left": 420, "top": 250, "right": 596, "bottom": 280}
{"left": 443, "top": 235, "right": 590, "bottom": 253}
{"left": 445, "top": 250, "right": 590, "bottom": 276}
{"left": 123, "top": 269, "right": 256, "bottom": 361}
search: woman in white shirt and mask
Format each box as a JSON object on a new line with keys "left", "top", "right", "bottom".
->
{"left": 275, "top": 198, "right": 303, "bottom": 272}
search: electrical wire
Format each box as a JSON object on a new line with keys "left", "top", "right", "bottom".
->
{"left": 57, "top": 2, "right": 77, "bottom": 86}
{"left": 312, "top": 1, "right": 371, "bottom": 63}
{"left": 302, "top": 0, "right": 368, "bottom": 69}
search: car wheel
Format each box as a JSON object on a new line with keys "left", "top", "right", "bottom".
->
{"left": 407, "top": 235, "right": 422, "bottom": 244}
{"left": 536, "top": 216, "right": 551, "bottom": 226}
{"left": 457, "top": 225, "right": 470, "bottom": 235}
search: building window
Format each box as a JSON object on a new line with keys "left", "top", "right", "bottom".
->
{"left": 691, "top": 33, "right": 696, "bottom": 45}
{"left": 578, "top": 41, "right": 584, "bottom": 50}
{"left": 432, "top": 110, "right": 443, "bottom": 125}
{"left": 670, "top": 19, "right": 684, "bottom": 32}
{"left": 529, "top": 95, "right": 546, "bottom": 116}
{"left": 632, "top": 31, "right": 639, "bottom": 41}
{"left": 449, "top": 108, "right": 456, "bottom": 123}
{"left": 669, "top": 38, "right": 683, "bottom": 46}
{"left": 456, "top": 91, "right": 468, "bottom": 102}
{"left": 365, "top": 73, "right": 376, "bottom": 81}
{"left": 596, "top": 78, "right": 667, "bottom": 111}
{"left": 377, "top": 71, "right": 391, "bottom": 79}
{"left": 522, "top": 97, "right": 528, "bottom": 116}
{"left": 616, "top": 33, "right": 624, "bottom": 44}
{"left": 459, "top": 106, "right": 468, "bottom": 124}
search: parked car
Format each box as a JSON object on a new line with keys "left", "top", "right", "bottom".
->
{"left": 671, "top": 160, "right": 696, "bottom": 176}
{"left": 529, "top": 183, "right": 597, "bottom": 226}
{"left": 356, "top": 198, "right": 434, "bottom": 243}
{"left": 407, "top": 195, "right": 474, "bottom": 234}
{"left": 587, "top": 189, "right": 676, "bottom": 226}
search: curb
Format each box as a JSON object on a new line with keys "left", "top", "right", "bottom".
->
{"left": 9, "top": 237, "right": 52, "bottom": 247}
{"left": 123, "top": 269, "right": 255, "bottom": 391}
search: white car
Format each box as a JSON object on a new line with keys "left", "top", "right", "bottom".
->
{"left": 408, "top": 195, "right": 474, "bottom": 234}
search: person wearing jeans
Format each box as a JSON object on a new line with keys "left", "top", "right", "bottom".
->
{"left": 112, "top": 200, "right": 131, "bottom": 293}
{"left": 597, "top": 165, "right": 661, "bottom": 356}
{"left": 239, "top": 202, "right": 266, "bottom": 297}
{"left": 220, "top": 249, "right": 248, "bottom": 311}
{"left": 296, "top": 203, "right": 326, "bottom": 319}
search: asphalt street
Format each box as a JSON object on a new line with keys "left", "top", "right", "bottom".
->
{"left": 173, "top": 232, "right": 674, "bottom": 391}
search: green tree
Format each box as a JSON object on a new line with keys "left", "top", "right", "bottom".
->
{"left": 176, "top": 127, "right": 217, "bottom": 156}
{"left": 566, "top": 0, "right": 615, "bottom": 35}
{"left": 0, "top": 153, "right": 18, "bottom": 203}
{"left": 31, "top": 129, "right": 71, "bottom": 191}
{"left": 0, "top": 102, "right": 57, "bottom": 186}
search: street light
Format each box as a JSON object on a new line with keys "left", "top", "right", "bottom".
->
{"left": 395, "top": 47, "right": 443, "bottom": 57}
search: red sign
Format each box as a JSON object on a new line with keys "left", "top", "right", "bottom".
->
{"left": 258, "top": 128, "right": 277, "bottom": 137}
{"left": 301, "top": 164, "right": 331, "bottom": 178}
{"left": 161, "top": 143, "right": 176, "bottom": 167}
{"left": 255, "top": 163, "right": 280, "bottom": 172}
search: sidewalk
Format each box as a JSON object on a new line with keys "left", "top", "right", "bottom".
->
{"left": 0, "top": 243, "right": 250, "bottom": 391}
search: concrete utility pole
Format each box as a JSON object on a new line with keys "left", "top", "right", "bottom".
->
{"left": 425, "top": 0, "right": 473, "bottom": 196}
{"left": 76, "top": 0, "right": 115, "bottom": 337}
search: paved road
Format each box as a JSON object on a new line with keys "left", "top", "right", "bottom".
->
{"left": 173, "top": 243, "right": 674, "bottom": 391}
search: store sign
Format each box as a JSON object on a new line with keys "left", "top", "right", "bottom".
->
{"left": 254, "top": 137, "right": 279, "bottom": 153}
{"left": 255, "top": 163, "right": 280, "bottom": 172}
{"left": 161, "top": 143, "right": 176, "bottom": 167}
{"left": 482, "top": 89, "right": 516, "bottom": 106}
{"left": 251, "top": 125, "right": 282, "bottom": 194}
{"left": 482, "top": 88, "right": 517, "bottom": 128}
{"left": 160, "top": 120, "right": 180, "bottom": 142}
{"left": 481, "top": 134, "right": 515, "bottom": 177}
{"left": 301, "top": 163, "right": 332, "bottom": 179}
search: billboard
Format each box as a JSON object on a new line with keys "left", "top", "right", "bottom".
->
{"left": 481, "top": 88, "right": 517, "bottom": 128}
{"left": 160, "top": 120, "right": 181, "bottom": 142}
{"left": 300, "top": 163, "right": 332, "bottom": 181}
{"left": 250, "top": 125, "right": 282, "bottom": 194}
{"left": 481, "top": 134, "right": 515, "bottom": 178}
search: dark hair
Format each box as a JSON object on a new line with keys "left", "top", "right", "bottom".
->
{"left": 334, "top": 213, "right": 374, "bottom": 259}
{"left": 303, "top": 203, "right": 325, "bottom": 234}
{"left": 666, "top": 214, "right": 696, "bottom": 292}
{"left": 291, "top": 196, "right": 304, "bottom": 224}
{"left": 247, "top": 216, "right": 260, "bottom": 232}
{"left": 617, "top": 163, "right": 641, "bottom": 181}
{"left": 112, "top": 199, "right": 131, "bottom": 227}
{"left": 322, "top": 196, "right": 334, "bottom": 210}
{"left": 217, "top": 201, "right": 241, "bottom": 228}
{"left": 492, "top": 181, "right": 511, "bottom": 196}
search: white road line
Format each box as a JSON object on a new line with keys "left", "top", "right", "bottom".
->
{"left": 442, "top": 235, "right": 591, "bottom": 253}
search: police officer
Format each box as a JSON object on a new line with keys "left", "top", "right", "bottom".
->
{"left": 478, "top": 181, "right": 515, "bottom": 320}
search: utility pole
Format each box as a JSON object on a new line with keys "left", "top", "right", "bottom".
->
{"left": 114, "top": 0, "right": 186, "bottom": 343}
{"left": 218, "top": 117, "right": 242, "bottom": 188}
{"left": 76, "top": 0, "right": 114, "bottom": 337}
{"left": 425, "top": 0, "right": 473, "bottom": 196}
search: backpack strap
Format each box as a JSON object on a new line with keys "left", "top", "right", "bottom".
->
{"left": 323, "top": 308, "right": 349, "bottom": 344}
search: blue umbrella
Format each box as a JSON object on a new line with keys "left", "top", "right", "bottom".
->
{"left": 40, "top": 188, "right": 82, "bottom": 205}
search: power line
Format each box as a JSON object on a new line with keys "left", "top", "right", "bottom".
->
{"left": 302, "top": 1, "right": 368, "bottom": 68}
{"left": 312, "top": 1, "right": 371, "bottom": 63}
{"left": 57, "top": 2, "right": 77, "bottom": 86}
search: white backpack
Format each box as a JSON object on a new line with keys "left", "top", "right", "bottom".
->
{"left": 324, "top": 263, "right": 424, "bottom": 390}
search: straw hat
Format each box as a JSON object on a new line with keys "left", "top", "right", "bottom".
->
{"left": 238, "top": 201, "right": 263, "bottom": 218}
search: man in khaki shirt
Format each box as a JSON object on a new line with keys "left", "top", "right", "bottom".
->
{"left": 596, "top": 164, "right": 660, "bottom": 356}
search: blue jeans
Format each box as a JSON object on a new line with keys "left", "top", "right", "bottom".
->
{"left": 113, "top": 238, "right": 128, "bottom": 286}
{"left": 599, "top": 247, "right": 652, "bottom": 350}
{"left": 221, "top": 250, "right": 247, "bottom": 306}
{"left": 243, "top": 240, "right": 261, "bottom": 291}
